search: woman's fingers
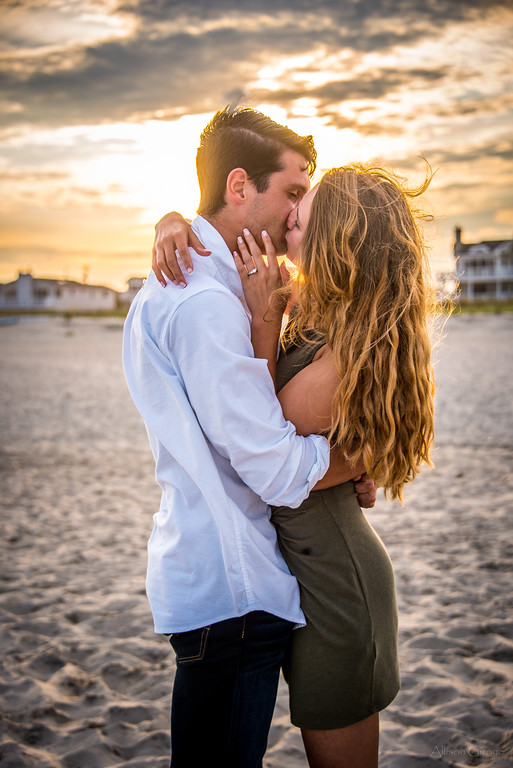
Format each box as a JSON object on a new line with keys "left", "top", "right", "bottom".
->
{"left": 152, "top": 246, "right": 166, "bottom": 287}
{"left": 241, "top": 228, "right": 267, "bottom": 268}
{"left": 235, "top": 227, "right": 281, "bottom": 294}
{"left": 156, "top": 245, "right": 186, "bottom": 287}
{"left": 152, "top": 236, "right": 187, "bottom": 287}
{"left": 232, "top": 250, "right": 248, "bottom": 280}
{"left": 236, "top": 233, "right": 258, "bottom": 274}
{"left": 190, "top": 231, "right": 211, "bottom": 258}
{"left": 236, "top": 227, "right": 280, "bottom": 274}
{"left": 151, "top": 212, "right": 211, "bottom": 288}
{"left": 261, "top": 230, "right": 278, "bottom": 273}
{"left": 152, "top": 245, "right": 181, "bottom": 286}
{"left": 175, "top": 233, "right": 194, "bottom": 276}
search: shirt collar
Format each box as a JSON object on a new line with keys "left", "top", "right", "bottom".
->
{"left": 192, "top": 216, "right": 246, "bottom": 303}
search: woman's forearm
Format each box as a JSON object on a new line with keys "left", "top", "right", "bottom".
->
{"left": 250, "top": 318, "right": 282, "bottom": 385}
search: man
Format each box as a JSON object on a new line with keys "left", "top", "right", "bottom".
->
{"left": 123, "top": 107, "right": 375, "bottom": 768}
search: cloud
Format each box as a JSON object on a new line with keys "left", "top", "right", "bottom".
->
{"left": 429, "top": 93, "right": 513, "bottom": 120}
{"left": 1, "top": 0, "right": 511, "bottom": 131}
{"left": 1, "top": 0, "right": 512, "bottom": 286}
{"left": 0, "top": 170, "right": 70, "bottom": 183}
{"left": 0, "top": 131, "right": 139, "bottom": 168}
{"left": 0, "top": 0, "right": 134, "bottom": 53}
{"left": 119, "top": 0, "right": 511, "bottom": 27}
{"left": 258, "top": 65, "right": 452, "bottom": 108}
{"left": 430, "top": 137, "right": 513, "bottom": 166}
{"left": 0, "top": 29, "right": 259, "bottom": 128}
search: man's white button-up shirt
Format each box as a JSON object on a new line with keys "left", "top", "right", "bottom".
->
{"left": 123, "top": 216, "right": 330, "bottom": 633}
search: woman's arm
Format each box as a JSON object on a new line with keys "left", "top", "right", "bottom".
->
{"left": 233, "top": 231, "right": 374, "bottom": 497}
{"left": 277, "top": 348, "right": 338, "bottom": 436}
{"left": 152, "top": 212, "right": 211, "bottom": 287}
{"left": 277, "top": 350, "right": 366, "bottom": 488}
{"left": 233, "top": 229, "right": 288, "bottom": 384}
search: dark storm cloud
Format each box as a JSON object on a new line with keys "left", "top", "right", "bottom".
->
{"left": 1, "top": 0, "right": 510, "bottom": 130}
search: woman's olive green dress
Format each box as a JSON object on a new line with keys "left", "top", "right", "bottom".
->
{"left": 273, "top": 332, "right": 400, "bottom": 730}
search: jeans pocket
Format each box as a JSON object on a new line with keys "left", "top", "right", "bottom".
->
{"left": 169, "top": 625, "right": 211, "bottom": 664}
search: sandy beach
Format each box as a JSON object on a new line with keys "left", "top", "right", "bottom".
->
{"left": 1, "top": 312, "right": 512, "bottom": 767}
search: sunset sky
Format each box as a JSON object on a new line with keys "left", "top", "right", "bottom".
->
{"left": 1, "top": 0, "right": 512, "bottom": 292}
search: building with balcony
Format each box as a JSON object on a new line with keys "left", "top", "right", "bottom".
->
{"left": 454, "top": 228, "right": 513, "bottom": 301}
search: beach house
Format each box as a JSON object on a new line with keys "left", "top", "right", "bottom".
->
{"left": 117, "top": 277, "right": 145, "bottom": 308}
{"left": 454, "top": 228, "right": 513, "bottom": 301}
{"left": 0, "top": 272, "right": 119, "bottom": 312}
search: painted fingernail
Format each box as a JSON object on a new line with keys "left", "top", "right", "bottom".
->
{"left": 187, "top": 268, "right": 193, "bottom": 274}
{"left": 179, "top": 281, "right": 186, "bottom": 288}
{"left": 243, "top": 228, "right": 250, "bottom": 236}
{"left": 262, "top": 230, "right": 268, "bottom": 237}
{"left": 237, "top": 236, "right": 243, "bottom": 243}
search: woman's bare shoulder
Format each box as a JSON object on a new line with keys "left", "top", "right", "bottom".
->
{"left": 277, "top": 345, "right": 339, "bottom": 436}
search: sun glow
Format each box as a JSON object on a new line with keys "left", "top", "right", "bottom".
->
{"left": 2, "top": 2, "right": 512, "bottom": 293}
{"left": 77, "top": 115, "right": 208, "bottom": 224}
{"left": 0, "top": 115, "right": 210, "bottom": 290}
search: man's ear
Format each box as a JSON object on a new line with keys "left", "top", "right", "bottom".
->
{"left": 226, "top": 167, "right": 250, "bottom": 206}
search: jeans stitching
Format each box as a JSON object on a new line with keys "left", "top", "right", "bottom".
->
{"left": 174, "top": 625, "right": 211, "bottom": 663}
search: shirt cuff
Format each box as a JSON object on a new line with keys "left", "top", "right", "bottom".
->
{"left": 306, "top": 434, "right": 330, "bottom": 490}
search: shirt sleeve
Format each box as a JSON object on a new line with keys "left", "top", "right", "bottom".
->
{"left": 164, "top": 287, "right": 330, "bottom": 508}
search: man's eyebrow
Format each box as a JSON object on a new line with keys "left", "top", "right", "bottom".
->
{"left": 291, "top": 181, "right": 309, "bottom": 194}
{"left": 286, "top": 182, "right": 308, "bottom": 196}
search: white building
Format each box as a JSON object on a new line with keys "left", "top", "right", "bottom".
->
{"left": 0, "top": 272, "right": 119, "bottom": 311}
{"left": 454, "top": 228, "right": 513, "bottom": 301}
{"left": 118, "top": 277, "right": 145, "bottom": 307}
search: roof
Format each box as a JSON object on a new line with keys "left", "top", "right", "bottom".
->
{"left": 0, "top": 274, "right": 117, "bottom": 292}
{"left": 457, "top": 239, "right": 513, "bottom": 256}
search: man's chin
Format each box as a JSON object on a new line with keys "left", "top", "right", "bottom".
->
{"left": 274, "top": 239, "right": 288, "bottom": 257}
{"left": 261, "top": 229, "right": 286, "bottom": 256}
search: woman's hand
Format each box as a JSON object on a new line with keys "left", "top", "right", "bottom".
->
{"left": 233, "top": 228, "right": 289, "bottom": 325}
{"left": 152, "top": 212, "right": 211, "bottom": 287}
{"left": 233, "top": 228, "right": 289, "bottom": 385}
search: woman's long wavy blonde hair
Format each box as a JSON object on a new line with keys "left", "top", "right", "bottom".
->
{"left": 286, "top": 163, "right": 436, "bottom": 501}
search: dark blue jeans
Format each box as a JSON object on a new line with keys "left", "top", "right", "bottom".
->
{"left": 168, "top": 610, "right": 293, "bottom": 768}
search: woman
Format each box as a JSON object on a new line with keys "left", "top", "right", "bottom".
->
{"left": 153, "top": 163, "right": 435, "bottom": 767}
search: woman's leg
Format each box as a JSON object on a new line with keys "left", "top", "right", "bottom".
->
{"left": 301, "top": 713, "right": 379, "bottom": 768}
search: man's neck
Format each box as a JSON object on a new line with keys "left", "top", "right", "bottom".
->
{"left": 203, "top": 212, "right": 239, "bottom": 256}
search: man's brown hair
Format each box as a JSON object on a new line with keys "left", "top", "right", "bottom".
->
{"left": 196, "top": 106, "right": 317, "bottom": 216}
